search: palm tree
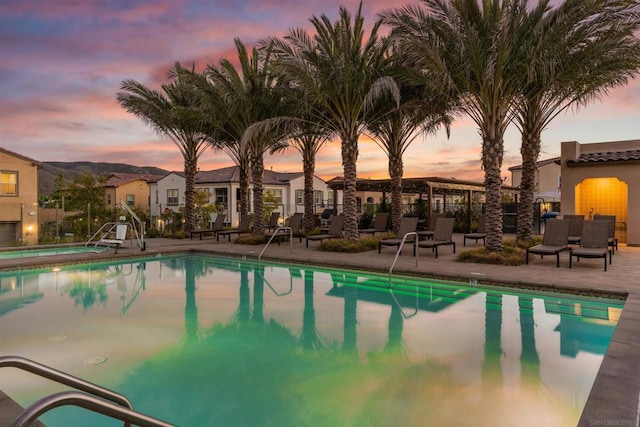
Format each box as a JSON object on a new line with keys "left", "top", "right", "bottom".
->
{"left": 117, "top": 64, "right": 210, "bottom": 233}
{"left": 367, "top": 65, "right": 453, "bottom": 233}
{"left": 514, "top": 0, "right": 640, "bottom": 240}
{"left": 381, "top": 0, "right": 532, "bottom": 252}
{"left": 262, "top": 3, "right": 399, "bottom": 241}
{"left": 210, "top": 39, "right": 291, "bottom": 237}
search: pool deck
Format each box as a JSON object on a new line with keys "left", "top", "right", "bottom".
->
{"left": 1, "top": 234, "right": 639, "bottom": 426}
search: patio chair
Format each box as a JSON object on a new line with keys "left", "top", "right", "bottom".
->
{"left": 569, "top": 220, "right": 611, "bottom": 271}
{"left": 463, "top": 215, "right": 486, "bottom": 246}
{"left": 190, "top": 213, "right": 226, "bottom": 240}
{"left": 265, "top": 212, "right": 304, "bottom": 244}
{"left": 378, "top": 216, "right": 418, "bottom": 254}
{"left": 359, "top": 212, "right": 390, "bottom": 236}
{"left": 593, "top": 214, "right": 618, "bottom": 253}
{"left": 306, "top": 215, "right": 344, "bottom": 247}
{"left": 216, "top": 214, "right": 252, "bottom": 242}
{"left": 564, "top": 214, "right": 584, "bottom": 245}
{"left": 417, "top": 213, "right": 445, "bottom": 240}
{"left": 414, "top": 217, "right": 456, "bottom": 258}
{"left": 265, "top": 212, "right": 280, "bottom": 231}
{"left": 525, "top": 219, "right": 571, "bottom": 267}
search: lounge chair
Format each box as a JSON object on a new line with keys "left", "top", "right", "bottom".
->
{"left": 569, "top": 220, "right": 612, "bottom": 271}
{"left": 306, "top": 215, "right": 344, "bottom": 247}
{"left": 216, "top": 214, "right": 252, "bottom": 242}
{"left": 98, "top": 223, "right": 128, "bottom": 253}
{"left": 417, "top": 213, "right": 445, "bottom": 240}
{"left": 190, "top": 213, "right": 226, "bottom": 240}
{"left": 265, "top": 212, "right": 281, "bottom": 231}
{"left": 359, "top": 212, "right": 389, "bottom": 236}
{"left": 265, "top": 212, "right": 304, "bottom": 244}
{"left": 593, "top": 214, "right": 618, "bottom": 252}
{"left": 378, "top": 216, "right": 418, "bottom": 254}
{"left": 564, "top": 214, "right": 584, "bottom": 245}
{"left": 525, "top": 219, "right": 571, "bottom": 267}
{"left": 463, "top": 215, "right": 486, "bottom": 246}
{"left": 415, "top": 217, "right": 456, "bottom": 258}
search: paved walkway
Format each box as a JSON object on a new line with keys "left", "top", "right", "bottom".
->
{"left": 1, "top": 234, "right": 639, "bottom": 426}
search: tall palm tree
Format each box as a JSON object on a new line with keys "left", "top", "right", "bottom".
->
{"left": 381, "top": 0, "right": 532, "bottom": 252}
{"left": 210, "top": 39, "right": 291, "bottom": 237}
{"left": 514, "top": 0, "right": 640, "bottom": 240}
{"left": 262, "top": 3, "right": 399, "bottom": 241}
{"left": 117, "top": 63, "right": 210, "bottom": 233}
{"left": 367, "top": 65, "right": 453, "bottom": 233}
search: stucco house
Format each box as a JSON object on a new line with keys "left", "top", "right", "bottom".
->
{"left": 508, "top": 157, "right": 561, "bottom": 202}
{"left": 104, "top": 172, "right": 163, "bottom": 215}
{"left": 560, "top": 139, "right": 640, "bottom": 246}
{"left": 0, "top": 147, "right": 40, "bottom": 246}
{"left": 149, "top": 166, "right": 331, "bottom": 228}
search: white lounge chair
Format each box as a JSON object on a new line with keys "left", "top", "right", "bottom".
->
{"left": 98, "top": 224, "right": 128, "bottom": 253}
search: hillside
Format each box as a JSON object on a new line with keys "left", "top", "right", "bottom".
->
{"left": 39, "top": 161, "right": 169, "bottom": 195}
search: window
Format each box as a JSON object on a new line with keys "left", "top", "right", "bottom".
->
{"left": 155, "top": 189, "right": 158, "bottom": 204}
{"left": 215, "top": 188, "right": 228, "bottom": 209}
{"left": 295, "top": 190, "right": 304, "bottom": 205}
{"left": 126, "top": 194, "right": 135, "bottom": 206}
{"left": 167, "top": 189, "right": 179, "bottom": 206}
{"left": 106, "top": 194, "right": 112, "bottom": 206}
{"left": 327, "top": 191, "right": 334, "bottom": 206}
{"left": 314, "top": 190, "right": 323, "bottom": 205}
{"left": 0, "top": 171, "right": 17, "bottom": 195}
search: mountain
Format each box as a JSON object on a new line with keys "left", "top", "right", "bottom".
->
{"left": 39, "top": 161, "right": 169, "bottom": 195}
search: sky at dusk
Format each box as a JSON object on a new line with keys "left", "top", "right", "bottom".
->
{"left": 1, "top": 0, "right": 639, "bottom": 183}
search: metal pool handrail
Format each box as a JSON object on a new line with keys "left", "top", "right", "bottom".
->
{"left": 12, "top": 391, "right": 175, "bottom": 427}
{"left": 388, "top": 232, "right": 418, "bottom": 286}
{"left": 259, "top": 226, "right": 292, "bottom": 264}
{"left": 0, "top": 355, "right": 172, "bottom": 427}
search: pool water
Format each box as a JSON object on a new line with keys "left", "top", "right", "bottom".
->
{"left": 0, "top": 246, "right": 100, "bottom": 260}
{"left": 0, "top": 254, "right": 623, "bottom": 426}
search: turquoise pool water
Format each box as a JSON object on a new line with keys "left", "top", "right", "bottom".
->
{"left": 0, "top": 254, "right": 623, "bottom": 426}
{"left": 0, "top": 246, "right": 99, "bottom": 259}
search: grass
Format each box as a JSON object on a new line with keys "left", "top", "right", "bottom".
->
{"left": 318, "top": 236, "right": 380, "bottom": 253}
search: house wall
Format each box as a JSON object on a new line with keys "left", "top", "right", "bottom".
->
{"left": 112, "top": 180, "right": 152, "bottom": 214}
{"left": 561, "top": 140, "right": 640, "bottom": 246}
{"left": 0, "top": 150, "right": 39, "bottom": 246}
{"left": 510, "top": 162, "right": 561, "bottom": 197}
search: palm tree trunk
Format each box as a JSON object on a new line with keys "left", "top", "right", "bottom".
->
{"left": 482, "top": 132, "right": 504, "bottom": 252}
{"left": 183, "top": 155, "right": 197, "bottom": 233}
{"left": 342, "top": 137, "right": 359, "bottom": 241}
{"left": 251, "top": 151, "right": 265, "bottom": 237}
{"left": 389, "top": 153, "right": 403, "bottom": 234}
{"left": 517, "top": 104, "right": 543, "bottom": 241}
{"left": 239, "top": 157, "right": 250, "bottom": 218}
{"left": 303, "top": 154, "right": 316, "bottom": 232}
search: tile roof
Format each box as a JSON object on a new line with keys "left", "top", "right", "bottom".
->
{"left": 508, "top": 156, "right": 560, "bottom": 171}
{"left": 567, "top": 149, "right": 640, "bottom": 165}
{"left": 105, "top": 172, "right": 165, "bottom": 187}
{"left": 195, "top": 166, "right": 306, "bottom": 185}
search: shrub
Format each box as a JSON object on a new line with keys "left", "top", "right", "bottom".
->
{"left": 457, "top": 239, "right": 531, "bottom": 266}
{"left": 235, "top": 235, "right": 266, "bottom": 245}
{"left": 317, "top": 237, "right": 379, "bottom": 253}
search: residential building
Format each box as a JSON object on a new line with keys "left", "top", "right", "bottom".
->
{"left": 560, "top": 139, "right": 640, "bottom": 246}
{"left": 149, "top": 166, "right": 331, "bottom": 228}
{"left": 104, "top": 172, "right": 163, "bottom": 215}
{"left": 0, "top": 147, "right": 41, "bottom": 246}
{"left": 508, "top": 156, "right": 561, "bottom": 201}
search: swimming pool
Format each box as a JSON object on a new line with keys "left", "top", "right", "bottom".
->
{"left": 0, "top": 254, "right": 623, "bottom": 426}
{"left": 0, "top": 245, "right": 101, "bottom": 260}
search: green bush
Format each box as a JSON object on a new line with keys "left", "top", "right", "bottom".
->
{"left": 457, "top": 238, "right": 531, "bottom": 266}
{"left": 235, "top": 235, "right": 267, "bottom": 245}
{"left": 317, "top": 237, "right": 379, "bottom": 253}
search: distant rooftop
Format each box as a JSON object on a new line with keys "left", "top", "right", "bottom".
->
{"left": 508, "top": 157, "right": 560, "bottom": 171}
{"left": 567, "top": 149, "right": 640, "bottom": 166}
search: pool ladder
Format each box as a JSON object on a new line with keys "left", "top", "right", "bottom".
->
{"left": 388, "top": 232, "right": 418, "bottom": 286}
{"left": 0, "top": 355, "right": 174, "bottom": 427}
{"left": 258, "top": 226, "right": 292, "bottom": 265}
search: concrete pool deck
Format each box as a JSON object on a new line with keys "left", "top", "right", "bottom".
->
{"left": 1, "top": 234, "right": 639, "bottom": 426}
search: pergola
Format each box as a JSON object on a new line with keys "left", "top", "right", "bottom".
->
{"left": 326, "top": 176, "right": 519, "bottom": 231}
